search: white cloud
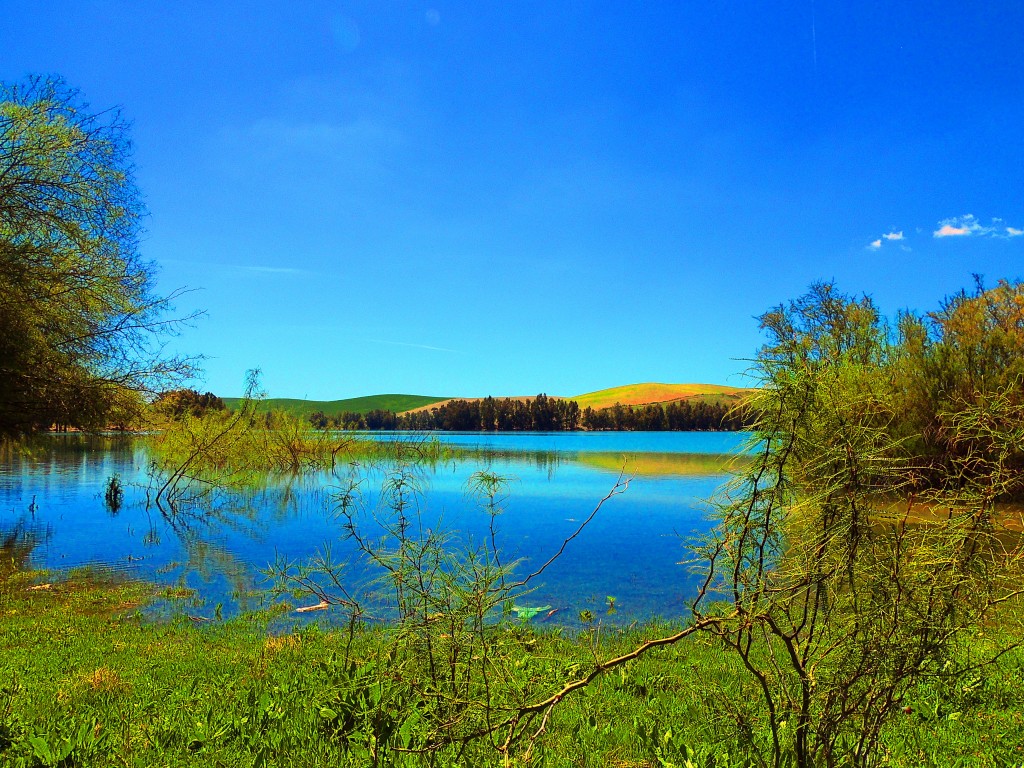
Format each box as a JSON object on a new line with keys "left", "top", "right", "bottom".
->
{"left": 935, "top": 223, "right": 971, "bottom": 237}
{"left": 867, "top": 230, "right": 903, "bottom": 250}
{"left": 933, "top": 214, "right": 1023, "bottom": 239}
{"left": 934, "top": 214, "right": 986, "bottom": 237}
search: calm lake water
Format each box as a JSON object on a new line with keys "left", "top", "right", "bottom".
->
{"left": 0, "top": 432, "right": 751, "bottom": 625}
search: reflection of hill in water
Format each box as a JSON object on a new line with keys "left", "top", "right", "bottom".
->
{"left": 872, "top": 499, "right": 1024, "bottom": 534}
{"left": 451, "top": 447, "right": 748, "bottom": 477}
{"left": 574, "top": 451, "right": 747, "bottom": 477}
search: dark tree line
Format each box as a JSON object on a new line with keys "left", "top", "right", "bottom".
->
{"left": 399, "top": 394, "right": 581, "bottom": 431}
{"left": 309, "top": 408, "right": 399, "bottom": 430}
{"left": 580, "top": 399, "right": 751, "bottom": 430}
{"left": 308, "top": 394, "right": 752, "bottom": 432}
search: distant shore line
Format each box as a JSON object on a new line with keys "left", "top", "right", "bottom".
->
{"left": 303, "top": 394, "right": 755, "bottom": 432}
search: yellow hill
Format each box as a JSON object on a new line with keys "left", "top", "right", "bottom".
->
{"left": 568, "top": 383, "right": 754, "bottom": 411}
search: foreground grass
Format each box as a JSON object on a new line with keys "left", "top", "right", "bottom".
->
{"left": 1, "top": 570, "right": 1023, "bottom": 767}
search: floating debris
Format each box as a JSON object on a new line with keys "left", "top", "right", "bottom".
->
{"left": 295, "top": 600, "right": 330, "bottom": 613}
{"left": 512, "top": 604, "right": 551, "bottom": 620}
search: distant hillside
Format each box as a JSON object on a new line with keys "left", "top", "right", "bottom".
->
{"left": 222, "top": 394, "right": 449, "bottom": 418}
{"left": 402, "top": 383, "right": 754, "bottom": 415}
{"left": 568, "top": 382, "right": 755, "bottom": 411}
{"left": 222, "top": 383, "right": 755, "bottom": 420}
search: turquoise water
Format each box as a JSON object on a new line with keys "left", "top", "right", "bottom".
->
{"left": 365, "top": 430, "right": 749, "bottom": 454}
{"left": 0, "top": 432, "right": 750, "bottom": 625}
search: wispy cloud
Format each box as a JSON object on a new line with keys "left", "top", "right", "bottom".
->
{"left": 240, "top": 117, "right": 404, "bottom": 162}
{"left": 883, "top": 231, "right": 904, "bottom": 241}
{"left": 868, "top": 239, "right": 882, "bottom": 250}
{"left": 242, "top": 265, "right": 311, "bottom": 276}
{"left": 157, "top": 258, "right": 312, "bottom": 276}
{"left": 933, "top": 214, "right": 1023, "bottom": 239}
{"left": 365, "top": 338, "right": 457, "bottom": 353}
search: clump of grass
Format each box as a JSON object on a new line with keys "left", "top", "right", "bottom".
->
{"left": 159, "top": 585, "right": 196, "bottom": 600}
{"left": 82, "top": 667, "right": 127, "bottom": 694}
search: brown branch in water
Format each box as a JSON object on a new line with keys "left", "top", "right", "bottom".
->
{"left": 506, "top": 469, "right": 632, "bottom": 590}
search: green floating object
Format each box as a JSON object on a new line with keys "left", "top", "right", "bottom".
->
{"left": 512, "top": 604, "right": 551, "bottom": 620}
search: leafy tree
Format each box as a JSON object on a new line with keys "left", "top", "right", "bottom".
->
{"left": 894, "top": 278, "right": 1024, "bottom": 496}
{"left": 692, "top": 282, "right": 1024, "bottom": 767}
{"left": 0, "top": 76, "right": 193, "bottom": 435}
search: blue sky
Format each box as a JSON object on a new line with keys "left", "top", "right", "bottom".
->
{"left": 4, "top": 1, "right": 1023, "bottom": 399}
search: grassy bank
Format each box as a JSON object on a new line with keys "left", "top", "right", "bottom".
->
{"left": 2, "top": 569, "right": 1023, "bottom": 767}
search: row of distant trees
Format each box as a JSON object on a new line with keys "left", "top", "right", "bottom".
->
{"left": 152, "top": 389, "right": 225, "bottom": 420}
{"left": 307, "top": 394, "right": 752, "bottom": 432}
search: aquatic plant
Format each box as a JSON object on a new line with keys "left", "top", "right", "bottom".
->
{"left": 103, "top": 474, "right": 124, "bottom": 513}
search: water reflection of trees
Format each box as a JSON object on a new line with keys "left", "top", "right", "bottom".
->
{"left": 0, "top": 517, "right": 50, "bottom": 579}
{"left": 5, "top": 434, "right": 740, "bottom": 620}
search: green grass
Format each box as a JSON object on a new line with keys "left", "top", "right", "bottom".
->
{"left": 221, "top": 394, "right": 450, "bottom": 418}
{"left": 3, "top": 568, "right": 1023, "bottom": 767}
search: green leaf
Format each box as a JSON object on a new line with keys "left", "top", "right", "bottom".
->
{"left": 28, "top": 735, "right": 53, "bottom": 761}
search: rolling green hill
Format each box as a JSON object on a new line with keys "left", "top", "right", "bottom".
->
{"left": 221, "top": 394, "right": 449, "bottom": 418}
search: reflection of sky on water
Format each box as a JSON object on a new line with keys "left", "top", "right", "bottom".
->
{"left": 369, "top": 430, "right": 751, "bottom": 455}
{"left": 0, "top": 433, "right": 741, "bottom": 624}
